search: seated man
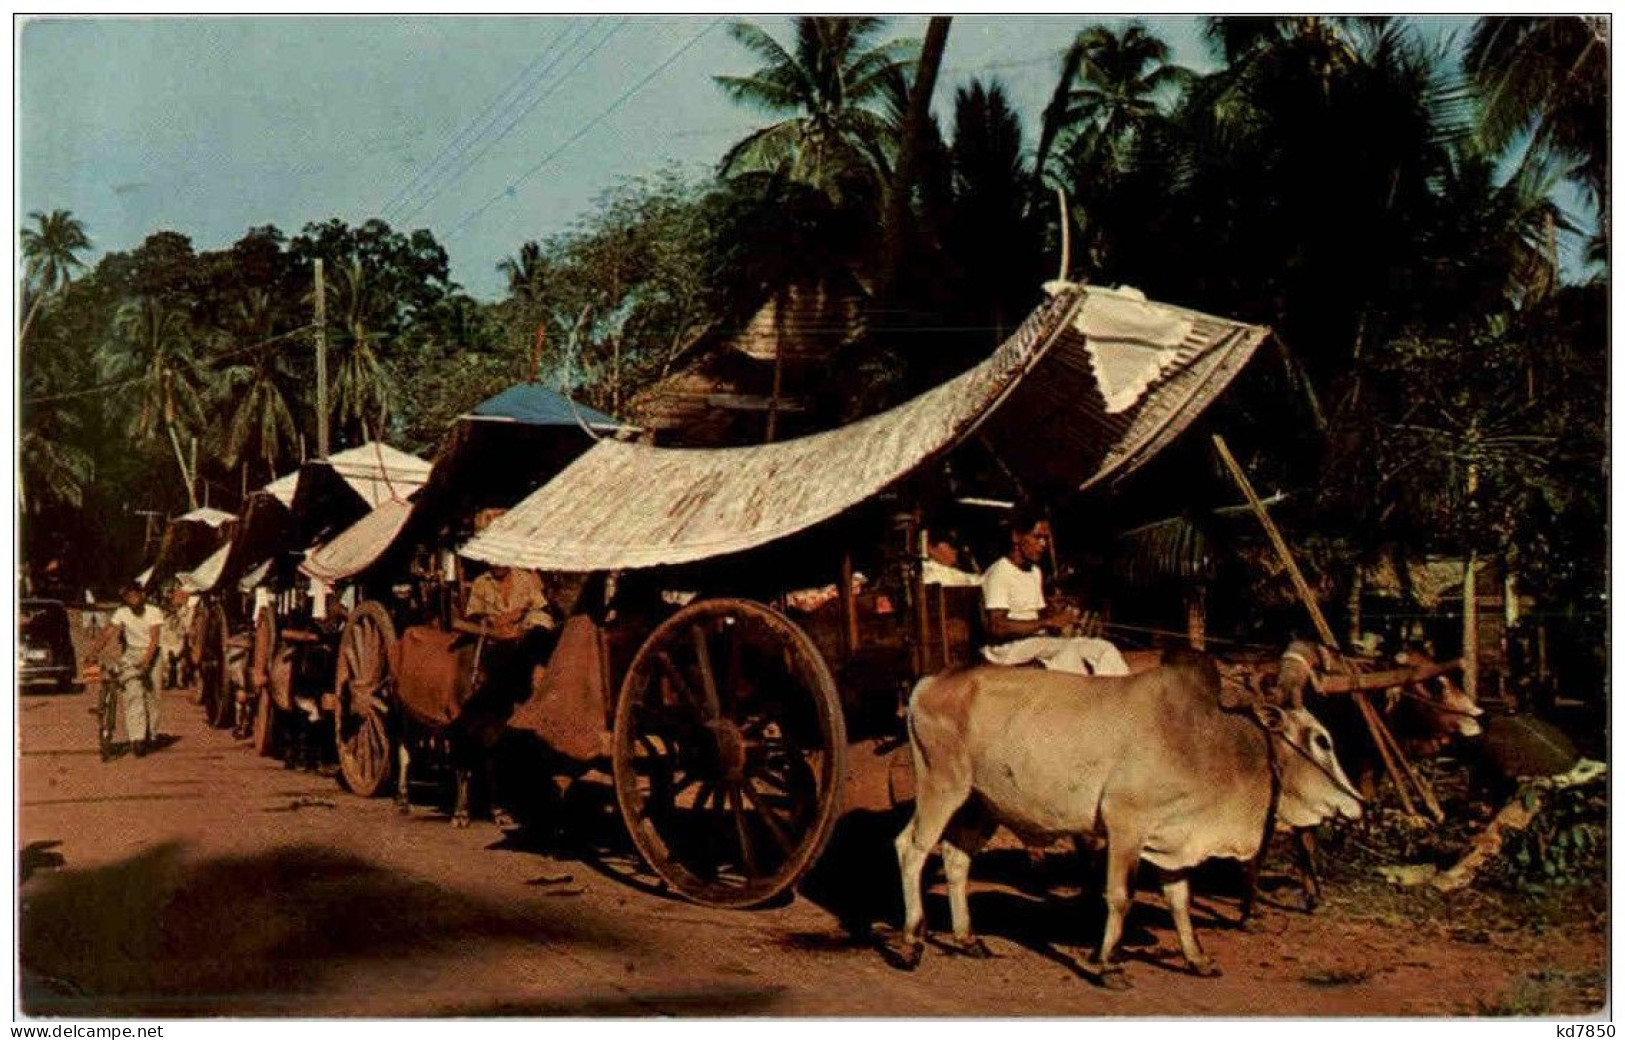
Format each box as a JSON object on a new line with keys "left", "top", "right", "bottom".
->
{"left": 980, "top": 509, "right": 1129, "bottom": 677}
{"left": 461, "top": 564, "right": 557, "bottom": 693}
{"left": 920, "top": 524, "right": 981, "bottom": 587}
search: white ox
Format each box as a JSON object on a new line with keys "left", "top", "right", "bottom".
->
{"left": 894, "top": 652, "right": 1364, "bottom": 981}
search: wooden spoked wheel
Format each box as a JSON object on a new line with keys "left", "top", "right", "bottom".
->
{"left": 199, "top": 601, "right": 235, "bottom": 729}
{"left": 612, "top": 598, "right": 846, "bottom": 908}
{"left": 251, "top": 606, "right": 280, "bottom": 758}
{"left": 333, "top": 600, "right": 396, "bottom": 797}
{"left": 187, "top": 599, "right": 212, "bottom": 704}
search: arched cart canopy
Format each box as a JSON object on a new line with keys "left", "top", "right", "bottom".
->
{"left": 299, "top": 497, "right": 416, "bottom": 584}
{"left": 461, "top": 284, "right": 1271, "bottom": 572}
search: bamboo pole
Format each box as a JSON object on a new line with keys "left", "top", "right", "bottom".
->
{"left": 1212, "top": 434, "right": 1437, "bottom": 821}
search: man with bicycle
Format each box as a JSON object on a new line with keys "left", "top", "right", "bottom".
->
{"left": 88, "top": 582, "right": 167, "bottom": 757}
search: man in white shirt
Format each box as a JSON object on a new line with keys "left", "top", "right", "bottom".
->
{"left": 980, "top": 511, "right": 1129, "bottom": 676}
{"left": 91, "top": 582, "right": 167, "bottom": 755}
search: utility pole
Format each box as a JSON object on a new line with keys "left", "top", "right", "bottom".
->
{"left": 314, "top": 258, "right": 330, "bottom": 458}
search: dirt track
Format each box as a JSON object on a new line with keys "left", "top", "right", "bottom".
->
{"left": 17, "top": 676, "right": 1607, "bottom": 1018}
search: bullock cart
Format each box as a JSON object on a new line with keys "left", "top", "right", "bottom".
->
{"left": 458, "top": 283, "right": 1275, "bottom": 908}
{"left": 302, "top": 387, "right": 629, "bottom": 802}
{"left": 133, "top": 506, "right": 236, "bottom": 712}
{"left": 240, "top": 443, "right": 434, "bottom": 763}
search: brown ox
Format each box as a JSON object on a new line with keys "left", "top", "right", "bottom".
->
{"left": 1263, "top": 640, "right": 1482, "bottom": 910}
{"left": 894, "top": 653, "right": 1362, "bottom": 981}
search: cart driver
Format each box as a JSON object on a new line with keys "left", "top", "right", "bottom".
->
{"left": 464, "top": 564, "right": 555, "bottom": 641}
{"left": 980, "top": 508, "right": 1130, "bottom": 677}
{"left": 462, "top": 564, "right": 558, "bottom": 697}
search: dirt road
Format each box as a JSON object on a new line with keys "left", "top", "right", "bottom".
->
{"left": 17, "top": 679, "right": 1606, "bottom": 1017}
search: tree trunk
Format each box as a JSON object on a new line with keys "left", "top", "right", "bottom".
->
{"left": 18, "top": 288, "right": 47, "bottom": 347}
{"left": 167, "top": 424, "right": 198, "bottom": 510}
{"left": 877, "top": 16, "right": 951, "bottom": 301}
{"left": 764, "top": 287, "right": 789, "bottom": 444}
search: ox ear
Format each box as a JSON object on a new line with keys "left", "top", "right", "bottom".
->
{"left": 1252, "top": 702, "right": 1287, "bottom": 732}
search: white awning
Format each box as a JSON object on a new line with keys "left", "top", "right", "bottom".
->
{"left": 461, "top": 285, "right": 1270, "bottom": 573}
{"left": 177, "top": 543, "right": 230, "bottom": 593}
{"left": 299, "top": 498, "right": 415, "bottom": 584}
{"left": 175, "top": 506, "right": 236, "bottom": 528}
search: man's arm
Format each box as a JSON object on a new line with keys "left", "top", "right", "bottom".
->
{"left": 985, "top": 607, "right": 1076, "bottom": 642}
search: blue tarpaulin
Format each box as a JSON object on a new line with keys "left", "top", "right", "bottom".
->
{"left": 467, "top": 383, "right": 626, "bottom": 430}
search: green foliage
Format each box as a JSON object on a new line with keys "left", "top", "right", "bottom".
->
{"left": 15, "top": 14, "right": 1608, "bottom": 637}
{"left": 1485, "top": 785, "right": 1609, "bottom": 893}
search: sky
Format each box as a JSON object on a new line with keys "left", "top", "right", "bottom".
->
{"left": 17, "top": 15, "right": 1487, "bottom": 301}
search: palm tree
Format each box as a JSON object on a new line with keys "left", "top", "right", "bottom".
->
{"left": 108, "top": 297, "right": 207, "bottom": 507}
{"left": 1465, "top": 17, "right": 1607, "bottom": 208}
{"left": 715, "top": 17, "right": 914, "bottom": 206}
{"left": 213, "top": 289, "right": 299, "bottom": 483}
{"left": 498, "top": 241, "right": 547, "bottom": 302}
{"left": 945, "top": 80, "right": 1042, "bottom": 342}
{"left": 19, "top": 209, "right": 91, "bottom": 344}
{"left": 327, "top": 259, "right": 392, "bottom": 443}
{"left": 20, "top": 428, "right": 94, "bottom": 514}
{"left": 1034, "top": 24, "right": 1190, "bottom": 191}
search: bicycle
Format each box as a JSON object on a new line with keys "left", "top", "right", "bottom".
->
{"left": 82, "top": 659, "right": 121, "bottom": 761}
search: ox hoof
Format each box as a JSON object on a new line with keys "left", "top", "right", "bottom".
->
{"left": 1089, "top": 963, "right": 1131, "bottom": 991}
{"left": 395, "top": 801, "right": 411, "bottom": 817}
{"left": 492, "top": 809, "right": 516, "bottom": 829}
{"left": 880, "top": 937, "right": 925, "bottom": 972}
{"left": 1186, "top": 956, "right": 1223, "bottom": 978}
{"left": 950, "top": 936, "right": 994, "bottom": 959}
{"left": 452, "top": 813, "right": 471, "bottom": 829}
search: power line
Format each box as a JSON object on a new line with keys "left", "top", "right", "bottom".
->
{"left": 394, "top": 19, "right": 628, "bottom": 228}
{"left": 377, "top": 20, "right": 575, "bottom": 220}
{"left": 23, "top": 324, "right": 317, "bottom": 406}
{"left": 449, "top": 20, "right": 720, "bottom": 241}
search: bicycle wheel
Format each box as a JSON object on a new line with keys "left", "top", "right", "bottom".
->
{"left": 97, "top": 676, "right": 119, "bottom": 761}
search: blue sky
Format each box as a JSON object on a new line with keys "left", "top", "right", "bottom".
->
{"left": 18, "top": 15, "right": 1488, "bottom": 300}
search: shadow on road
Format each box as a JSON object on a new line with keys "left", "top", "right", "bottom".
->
{"left": 18, "top": 841, "right": 637, "bottom": 1017}
{"left": 430, "top": 984, "right": 786, "bottom": 1017}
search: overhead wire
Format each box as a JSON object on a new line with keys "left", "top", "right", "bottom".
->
{"left": 448, "top": 19, "right": 721, "bottom": 241}
{"left": 23, "top": 323, "right": 317, "bottom": 405}
{"left": 393, "top": 19, "right": 629, "bottom": 228}
{"left": 376, "top": 19, "right": 576, "bottom": 221}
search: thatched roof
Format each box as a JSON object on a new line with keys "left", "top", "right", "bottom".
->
{"left": 463, "top": 284, "right": 1270, "bottom": 572}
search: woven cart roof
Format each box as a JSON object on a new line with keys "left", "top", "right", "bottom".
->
{"left": 462, "top": 284, "right": 1270, "bottom": 572}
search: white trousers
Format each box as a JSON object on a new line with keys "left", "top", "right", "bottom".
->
{"left": 983, "top": 636, "right": 1131, "bottom": 677}
{"left": 118, "top": 653, "right": 161, "bottom": 743}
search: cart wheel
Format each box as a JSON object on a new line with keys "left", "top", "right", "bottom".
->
{"left": 250, "top": 607, "right": 279, "bottom": 756}
{"left": 188, "top": 601, "right": 212, "bottom": 704}
{"left": 612, "top": 598, "right": 846, "bottom": 909}
{"left": 334, "top": 600, "right": 396, "bottom": 797}
{"left": 199, "top": 602, "right": 235, "bottom": 728}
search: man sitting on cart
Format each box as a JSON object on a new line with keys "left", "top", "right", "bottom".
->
{"left": 461, "top": 564, "right": 557, "bottom": 695}
{"left": 980, "top": 508, "right": 1129, "bottom": 677}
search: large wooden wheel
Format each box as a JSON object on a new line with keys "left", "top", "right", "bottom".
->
{"left": 251, "top": 606, "right": 280, "bottom": 758}
{"left": 333, "top": 600, "right": 396, "bottom": 797}
{"left": 198, "top": 601, "right": 235, "bottom": 729}
{"left": 187, "top": 599, "right": 211, "bottom": 704}
{"left": 612, "top": 598, "right": 846, "bottom": 909}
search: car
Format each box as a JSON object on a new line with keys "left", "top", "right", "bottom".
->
{"left": 20, "top": 598, "right": 76, "bottom": 692}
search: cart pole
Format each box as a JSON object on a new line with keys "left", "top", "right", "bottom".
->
{"left": 1211, "top": 434, "right": 1441, "bottom": 822}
